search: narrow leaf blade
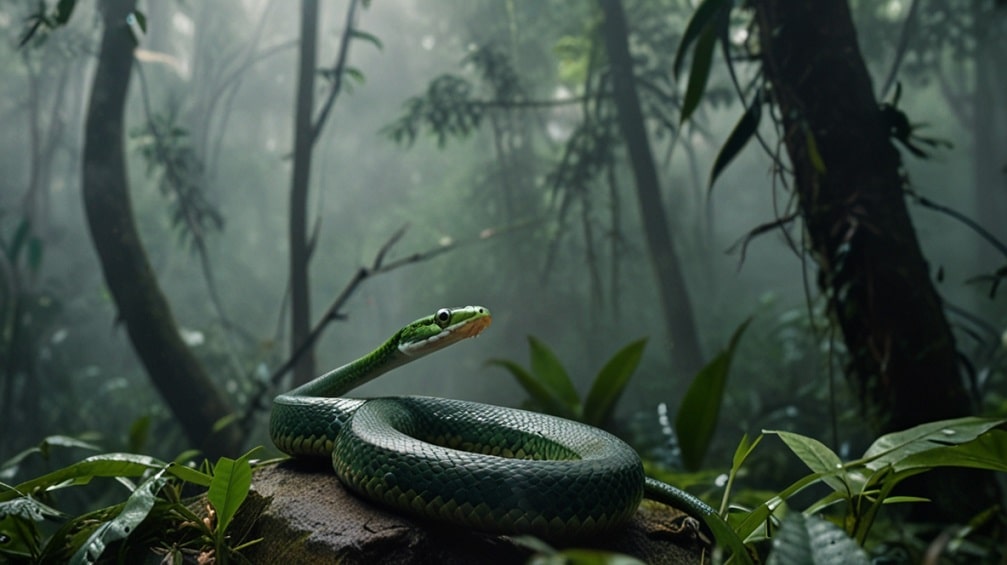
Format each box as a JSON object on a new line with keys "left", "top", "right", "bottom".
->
{"left": 679, "top": 23, "right": 718, "bottom": 124}
{"left": 709, "top": 91, "right": 762, "bottom": 189}
{"left": 527, "top": 336, "right": 581, "bottom": 412}
{"left": 583, "top": 339, "right": 647, "bottom": 426}
{"left": 675, "top": 319, "right": 751, "bottom": 470}
{"left": 673, "top": 0, "right": 729, "bottom": 78}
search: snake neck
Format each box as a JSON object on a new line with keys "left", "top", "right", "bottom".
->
{"left": 285, "top": 331, "right": 409, "bottom": 399}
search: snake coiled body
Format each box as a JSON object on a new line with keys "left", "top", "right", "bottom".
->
{"left": 270, "top": 306, "right": 720, "bottom": 541}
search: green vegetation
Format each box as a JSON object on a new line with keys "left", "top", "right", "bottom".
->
{"left": 1, "top": 0, "right": 1005, "bottom": 562}
{"left": 0, "top": 438, "right": 264, "bottom": 563}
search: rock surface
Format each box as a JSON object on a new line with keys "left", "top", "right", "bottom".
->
{"left": 237, "top": 461, "right": 709, "bottom": 564}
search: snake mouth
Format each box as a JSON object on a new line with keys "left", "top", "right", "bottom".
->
{"left": 451, "top": 310, "right": 491, "bottom": 339}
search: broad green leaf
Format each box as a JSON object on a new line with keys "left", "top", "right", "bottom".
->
{"left": 672, "top": 0, "right": 729, "bottom": 79}
{"left": 583, "top": 339, "right": 647, "bottom": 426}
{"left": 894, "top": 428, "right": 1007, "bottom": 473}
{"left": 861, "top": 417, "right": 1006, "bottom": 471}
{"left": 709, "top": 91, "right": 762, "bottom": 189}
{"left": 679, "top": 23, "right": 717, "bottom": 125}
{"left": 0, "top": 454, "right": 167, "bottom": 503}
{"left": 527, "top": 336, "right": 580, "bottom": 413}
{"left": 69, "top": 471, "right": 167, "bottom": 565}
{"left": 207, "top": 455, "right": 252, "bottom": 535}
{"left": 770, "top": 431, "right": 847, "bottom": 493}
{"left": 766, "top": 514, "right": 869, "bottom": 565}
{"left": 675, "top": 319, "right": 750, "bottom": 470}
{"left": 0, "top": 512, "right": 37, "bottom": 559}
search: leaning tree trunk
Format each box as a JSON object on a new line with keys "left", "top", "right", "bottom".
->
{"left": 753, "top": 0, "right": 997, "bottom": 522}
{"left": 83, "top": 0, "right": 242, "bottom": 458}
{"left": 598, "top": 0, "right": 704, "bottom": 379}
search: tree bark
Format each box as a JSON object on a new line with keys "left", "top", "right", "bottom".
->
{"left": 598, "top": 0, "right": 704, "bottom": 379}
{"left": 289, "top": 0, "right": 319, "bottom": 386}
{"left": 82, "top": 0, "right": 242, "bottom": 458}
{"left": 753, "top": 0, "right": 996, "bottom": 521}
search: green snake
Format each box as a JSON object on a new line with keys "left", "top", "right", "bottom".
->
{"left": 270, "top": 305, "right": 735, "bottom": 547}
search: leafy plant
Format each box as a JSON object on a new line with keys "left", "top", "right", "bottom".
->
{"left": 675, "top": 319, "right": 751, "bottom": 470}
{"left": 487, "top": 336, "right": 647, "bottom": 427}
{"left": 0, "top": 436, "right": 265, "bottom": 563}
{"left": 715, "top": 417, "right": 1007, "bottom": 562}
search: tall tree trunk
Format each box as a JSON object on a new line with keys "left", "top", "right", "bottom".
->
{"left": 598, "top": 0, "right": 704, "bottom": 379}
{"left": 82, "top": 0, "right": 242, "bottom": 458}
{"left": 753, "top": 0, "right": 996, "bottom": 521}
{"left": 289, "top": 0, "right": 319, "bottom": 386}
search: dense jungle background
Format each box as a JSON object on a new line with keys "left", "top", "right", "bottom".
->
{"left": 1, "top": 0, "right": 1006, "bottom": 562}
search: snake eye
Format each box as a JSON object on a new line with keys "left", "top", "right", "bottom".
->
{"left": 435, "top": 308, "right": 452, "bottom": 328}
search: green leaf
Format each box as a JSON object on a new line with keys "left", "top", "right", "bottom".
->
{"left": 528, "top": 336, "right": 581, "bottom": 414}
{"left": 732, "top": 433, "right": 763, "bottom": 470}
{"left": 349, "top": 28, "right": 383, "bottom": 51}
{"left": 675, "top": 318, "right": 751, "bottom": 470}
{"left": 1, "top": 436, "right": 102, "bottom": 481}
{"left": 486, "top": 359, "right": 576, "bottom": 420}
{"left": 344, "top": 66, "right": 366, "bottom": 85}
{"left": 861, "top": 417, "right": 1006, "bottom": 471}
{"left": 766, "top": 514, "right": 869, "bottom": 565}
{"left": 582, "top": 339, "right": 647, "bottom": 426}
{"left": 127, "top": 416, "right": 151, "bottom": 453}
{"left": 207, "top": 455, "right": 252, "bottom": 536}
{"left": 165, "top": 462, "right": 212, "bottom": 488}
{"left": 69, "top": 471, "right": 167, "bottom": 565}
{"left": 894, "top": 428, "right": 1007, "bottom": 473}
{"left": 0, "top": 497, "right": 63, "bottom": 522}
{"left": 770, "top": 431, "right": 846, "bottom": 493}
{"left": 679, "top": 22, "right": 718, "bottom": 125}
{"left": 0, "top": 453, "right": 165, "bottom": 503}
{"left": 709, "top": 90, "right": 761, "bottom": 189}
{"left": 673, "top": 0, "right": 729, "bottom": 79}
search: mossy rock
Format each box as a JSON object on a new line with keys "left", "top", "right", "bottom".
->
{"left": 231, "top": 461, "right": 708, "bottom": 564}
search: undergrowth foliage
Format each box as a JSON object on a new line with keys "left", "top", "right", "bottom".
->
{"left": 0, "top": 438, "right": 264, "bottom": 564}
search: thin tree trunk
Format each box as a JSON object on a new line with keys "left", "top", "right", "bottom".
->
{"left": 753, "top": 0, "right": 997, "bottom": 522}
{"left": 289, "top": 0, "right": 319, "bottom": 385}
{"left": 82, "top": 0, "right": 242, "bottom": 457}
{"left": 598, "top": 0, "right": 704, "bottom": 378}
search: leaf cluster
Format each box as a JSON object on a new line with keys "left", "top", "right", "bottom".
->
{"left": 487, "top": 336, "right": 647, "bottom": 428}
{"left": 0, "top": 437, "right": 264, "bottom": 564}
{"left": 130, "top": 113, "right": 225, "bottom": 249}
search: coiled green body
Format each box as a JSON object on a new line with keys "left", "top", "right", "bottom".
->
{"left": 270, "top": 306, "right": 717, "bottom": 541}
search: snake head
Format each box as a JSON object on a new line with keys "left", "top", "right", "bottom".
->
{"left": 398, "top": 305, "right": 491, "bottom": 357}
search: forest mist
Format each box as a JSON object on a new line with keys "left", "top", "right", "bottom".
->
{"left": 1, "top": 0, "right": 1004, "bottom": 525}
